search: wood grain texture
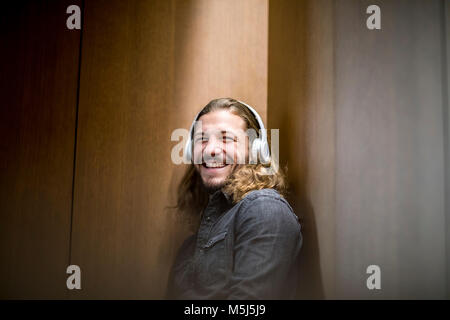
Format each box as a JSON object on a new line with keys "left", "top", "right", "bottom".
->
{"left": 268, "top": 0, "right": 335, "bottom": 299}
{"left": 334, "top": 0, "right": 446, "bottom": 298}
{"left": 70, "top": 0, "right": 268, "bottom": 299}
{"left": 3, "top": 0, "right": 448, "bottom": 300}
{"left": 445, "top": 0, "right": 450, "bottom": 299}
{"left": 0, "top": 0, "right": 81, "bottom": 298}
{"left": 69, "top": 0, "right": 176, "bottom": 299}
{"left": 269, "top": 0, "right": 449, "bottom": 299}
{"left": 173, "top": 0, "right": 268, "bottom": 129}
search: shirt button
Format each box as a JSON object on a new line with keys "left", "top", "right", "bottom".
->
{"left": 206, "top": 216, "right": 211, "bottom": 222}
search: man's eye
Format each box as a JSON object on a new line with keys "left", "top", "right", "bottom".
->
{"left": 223, "top": 136, "right": 235, "bottom": 142}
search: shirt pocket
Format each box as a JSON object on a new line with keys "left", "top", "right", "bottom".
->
{"left": 196, "top": 230, "right": 229, "bottom": 287}
{"left": 203, "top": 231, "right": 227, "bottom": 249}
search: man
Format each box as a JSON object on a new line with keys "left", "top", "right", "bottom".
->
{"left": 166, "top": 98, "right": 302, "bottom": 299}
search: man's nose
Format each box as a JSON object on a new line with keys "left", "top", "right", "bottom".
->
{"left": 203, "top": 137, "right": 223, "bottom": 158}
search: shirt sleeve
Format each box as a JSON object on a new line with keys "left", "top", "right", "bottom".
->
{"left": 226, "top": 196, "right": 302, "bottom": 300}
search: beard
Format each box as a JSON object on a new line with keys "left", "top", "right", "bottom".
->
{"left": 195, "top": 162, "right": 239, "bottom": 194}
{"left": 194, "top": 153, "right": 236, "bottom": 194}
{"left": 201, "top": 177, "right": 227, "bottom": 194}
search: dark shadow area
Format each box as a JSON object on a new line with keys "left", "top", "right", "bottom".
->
{"left": 268, "top": 0, "right": 326, "bottom": 299}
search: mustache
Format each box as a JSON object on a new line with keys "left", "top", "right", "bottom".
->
{"left": 193, "top": 154, "right": 236, "bottom": 164}
{"left": 202, "top": 155, "right": 231, "bottom": 163}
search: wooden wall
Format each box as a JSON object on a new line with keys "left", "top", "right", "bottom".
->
{"left": 268, "top": 0, "right": 335, "bottom": 299}
{"left": 269, "top": 0, "right": 449, "bottom": 299}
{"left": 1, "top": 0, "right": 449, "bottom": 299}
{"left": 445, "top": 0, "right": 450, "bottom": 298}
{"left": 68, "top": 0, "right": 177, "bottom": 299}
{"left": 68, "top": 0, "right": 267, "bottom": 299}
{"left": 0, "top": 0, "right": 81, "bottom": 298}
{"left": 334, "top": 0, "right": 447, "bottom": 299}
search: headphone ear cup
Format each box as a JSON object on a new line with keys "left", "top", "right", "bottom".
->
{"left": 251, "top": 138, "right": 261, "bottom": 163}
{"left": 260, "top": 141, "right": 271, "bottom": 164}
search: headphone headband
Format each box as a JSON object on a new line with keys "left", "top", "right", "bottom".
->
{"left": 235, "top": 100, "right": 268, "bottom": 145}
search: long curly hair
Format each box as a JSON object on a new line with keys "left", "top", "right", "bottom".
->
{"left": 175, "top": 98, "right": 287, "bottom": 231}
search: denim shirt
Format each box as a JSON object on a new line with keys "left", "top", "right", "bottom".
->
{"left": 165, "top": 188, "right": 302, "bottom": 300}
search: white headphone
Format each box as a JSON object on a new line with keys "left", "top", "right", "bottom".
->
{"left": 184, "top": 100, "right": 271, "bottom": 164}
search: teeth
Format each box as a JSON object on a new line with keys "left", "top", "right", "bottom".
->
{"left": 205, "top": 163, "right": 226, "bottom": 168}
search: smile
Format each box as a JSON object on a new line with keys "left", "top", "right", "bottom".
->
{"left": 202, "top": 163, "right": 228, "bottom": 168}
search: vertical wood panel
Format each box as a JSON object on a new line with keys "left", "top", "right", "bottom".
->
{"left": 0, "top": 0, "right": 81, "bottom": 298}
{"left": 268, "top": 0, "right": 335, "bottom": 299}
{"left": 443, "top": 0, "right": 450, "bottom": 299}
{"left": 269, "top": 0, "right": 448, "bottom": 299}
{"left": 70, "top": 0, "right": 176, "bottom": 299}
{"left": 335, "top": 0, "right": 446, "bottom": 298}
{"left": 173, "top": 0, "right": 268, "bottom": 129}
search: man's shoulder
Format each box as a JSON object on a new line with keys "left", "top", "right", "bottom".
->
{"left": 237, "top": 188, "right": 299, "bottom": 223}
{"left": 241, "top": 188, "right": 291, "bottom": 209}
{"left": 242, "top": 188, "right": 283, "bottom": 199}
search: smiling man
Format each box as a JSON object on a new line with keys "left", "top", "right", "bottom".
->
{"left": 165, "top": 98, "right": 302, "bottom": 300}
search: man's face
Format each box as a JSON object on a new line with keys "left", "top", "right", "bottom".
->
{"left": 193, "top": 109, "right": 248, "bottom": 192}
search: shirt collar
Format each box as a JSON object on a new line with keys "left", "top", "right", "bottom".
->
{"left": 209, "top": 189, "right": 231, "bottom": 202}
{"left": 207, "top": 189, "right": 233, "bottom": 213}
